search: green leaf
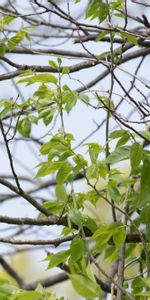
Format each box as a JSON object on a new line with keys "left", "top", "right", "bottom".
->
{"left": 57, "top": 57, "right": 62, "bottom": 65}
{"left": 93, "top": 222, "right": 126, "bottom": 253}
{"left": 113, "top": 227, "right": 126, "bottom": 248}
{"left": 33, "top": 83, "right": 53, "bottom": 98}
{"left": 109, "top": 130, "right": 127, "bottom": 139}
{"left": 83, "top": 217, "right": 98, "bottom": 233}
{"left": 0, "top": 284, "right": 18, "bottom": 296}
{"left": 35, "top": 161, "right": 65, "bottom": 178}
{"left": 104, "top": 245, "right": 118, "bottom": 261}
{"left": 120, "top": 32, "right": 137, "bottom": 45}
{"left": 140, "top": 157, "right": 150, "bottom": 204}
{"left": 93, "top": 224, "right": 110, "bottom": 239}
{"left": 41, "top": 141, "right": 67, "bottom": 158}
{"left": 12, "top": 291, "right": 42, "bottom": 300}
{"left": 86, "top": 0, "right": 109, "bottom": 23}
{"left": 107, "top": 184, "right": 121, "bottom": 204}
{"left": 86, "top": 164, "right": 98, "bottom": 179}
{"left": 82, "top": 190, "right": 100, "bottom": 206}
{"left": 55, "top": 184, "right": 68, "bottom": 201}
{"left": 0, "top": 106, "right": 11, "bottom": 119}
{"left": 2, "top": 16, "right": 15, "bottom": 25}
{"left": 47, "top": 250, "right": 70, "bottom": 269}
{"left": 132, "top": 277, "right": 146, "bottom": 294}
{"left": 93, "top": 233, "right": 112, "bottom": 254}
{"left": 78, "top": 93, "right": 89, "bottom": 104}
{"left": 93, "top": 222, "right": 123, "bottom": 239}
{"left": 0, "top": 279, "right": 9, "bottom": 285}
{"left": 114, "top": 13, "right": 124, "bottom": 18}
{"left": 140, "top": 206, "right": 150, "bottom": 224}
{"left": 39, "top": 107, "right": 56, "bottom": 126}
{"left": 17, "top": 74, "right": 58, "bottom": 85}
{"left": 73, "top": 155, "right": 87, "bottom": 172}
{"left": 62, "top": 67, "right": 70, "bottom": 75}
{"left": 35, "top": 284, "right": 52, "bottom": 299}
{"left": 136, "top": 291, "right": 150, "bottom": 296}
{"left": 146, "top": 224, "right": 150, "bottom": 241}
{"left": 96, "top": 30, "right": 107, "bottom": 41}
{"left": 17, "top": 118, "right": 31, "bottom": 137}
{"left": 61, "top": 226, "right": 74, "bottom": 236}
{"left": 68, "top": 209, "right": 83, "bottom": 227}
{"left": 70, "top": 236, "right": 83, "bottom": 261}
{"left": 69, "top": 274, "right": 100, "bottom": 298}
{"left": 8, "top": 29, "right": 31, "bottom": 50}
{"left": 106, "top": 146, "right": 130, "bottom": 164}
{"left": 43, "top": 200, "right": 64, "bottom": 215}
{"left": 56, "top": 163, "right": 72, "bottom": 184}
{"left": 48, "top": 60, "right": 58, "bottom": 69}
{"left": 88, "top": 143, "right": 103, "bottom": 163}
{"left": 98, "top": 2, "right": 109, "bottom": 22}
{"left": 28, "top": 115, "right": 38, "bottom": 124}
{"left": 116, "top": 132, "right": 130, "bottom": 147}
{"left": 139, "top": 130, "right": 150, "bottom": 142}
{"left": 64, "top": 92, "right": 77, "bottom": 113}
{"left": 0, "top": 43, "right": 6, "bottom": 57}
{"left": 98, "top": 50, "right": 110, "bottom": 59}
{"left": 130, "top": 142, "right": 143, "bottom": 171}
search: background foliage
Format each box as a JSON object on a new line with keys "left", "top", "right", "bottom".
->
{"left": 0, "top": 0, "right": 150, "bottom": 299}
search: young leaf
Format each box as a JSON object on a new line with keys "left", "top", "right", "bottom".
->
{"left": 70, "top": 236, "right": 83, "bottom": 261}
{"left": 139, "top": 130, "right": 150, "bottom": 142}
{"left": 130, "top": 142, "right": 143, "bottom": 171}
{"left": 43, "top": 200, "right": 64, "bottom": 215}
{"left": 78, "top": 93, "right": 89, "bottom": 104}
{"left": 47, "top": 250, "right": 70, "bottom": 269}
{"left": 68, "top": 209, "right": 83, "bottom": 227}
{"left": 140, "top": 157, "right": 150, "bottom": 204}
{"left": 116, "top": 132, "right": 130, "bottom": 147}
{"left": 35, "top": 161, "right": 65, "bottom": 178}
{"left": 69, "top": 274, "right": 100, "bottom": 298}
{"left": 83, "top": 217, "right": 98, "bottom": 233}
{"left": 48, "top": 60, "right": 58, "bottom": 70}
{"left": 55, "top": 184, "right": 68, "bottom": 201}
{"left": 93, "top": 232, "right": 112, "bottom": 254}
{"left": 96, "top": 30, "right": 107, "bottom": 41}
{"left": 64, "top": 91, "right": 77, "bottom": 113}
{"left": 56, "top": 163, "right": 72, "bottom": 184}
{"left": 86, "top": 164, "right": 98, "bottom": 179}
{"left": 62, "top": 67, "right": 70, "bottom": 75}
{"left": 12, "top": 291, "right": 43, "bottom": 300}
{"left": 120, "top": 32, "right": 137, "bottom": 45}
{"left": 86, "top": 0, "right": 109, "bottom": 23}
{"left": 106, "top": 146, "right": 130, "bottom": 164}
{"left": 17, "top": 118, "right": 31, "bottom": 137}
{"left": 17, "top": 74, "right": 58, "bottom": 85}
{"left": 113, "top": 226, "right": 126, "bottom": 248}
{"left": 92, "top": 224, "right": 110, "bottom": 239}
{"left": 109, "top": 130, "right": 127, "bottom": 139}
{"left": 107, "top": 184, "right": 121, "bottom": 204}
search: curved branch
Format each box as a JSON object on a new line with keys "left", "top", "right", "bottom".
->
{"left": 0, "top": 177, "right": 55, "bottom": 217}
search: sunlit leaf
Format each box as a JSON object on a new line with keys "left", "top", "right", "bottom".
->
{"left": 130, "top": 142, "right": 143, "bottom": 171}
{"left": 69, "top": 274, "right": 100, "bottom": 298}
{"left": 47, "top": 250, "right": 70, "bottom": 269}
{"left": 17, "top": 74, "right": 58, "bottom": 85}
{"left": 106, "top": 146, "right": 130, "bottom": 164}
